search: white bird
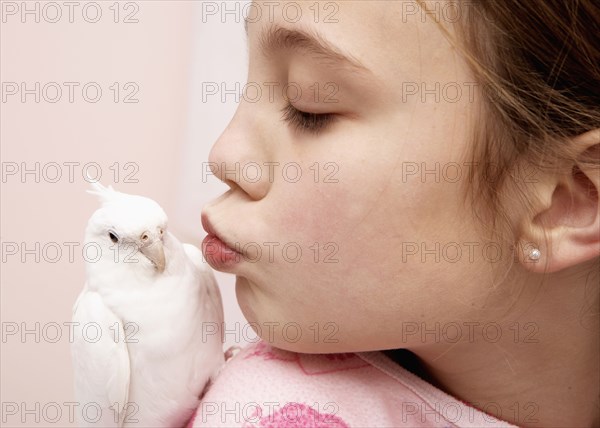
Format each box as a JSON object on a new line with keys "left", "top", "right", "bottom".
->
{"left": 71, "top": 182, "right": 224, "bottom": 427}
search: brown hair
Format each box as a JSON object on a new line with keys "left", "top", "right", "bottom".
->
{"left": 420, "top": 1, "right": 599, "bottom": 262}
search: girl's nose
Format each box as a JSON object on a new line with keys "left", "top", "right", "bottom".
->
{"left": 207, "top": 105, "right": 273, "bottom": 201}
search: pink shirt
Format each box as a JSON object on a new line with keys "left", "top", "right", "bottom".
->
{"left": 188, "top": 340, "right": 518, "bottom": 428}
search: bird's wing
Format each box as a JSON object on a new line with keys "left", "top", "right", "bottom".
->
{"left": 184, "top": 242, "right": 226, "bottom": 383}
{"left": 183, "top": 243, "right": 224, "bottom": 326}
{"left": 71, "top": 288, "right": 131, "bottom": 427}
{"left": 182, "top": 243, "right": 206, "bottom": 272}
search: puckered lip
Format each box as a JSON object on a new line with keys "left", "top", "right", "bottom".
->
{"left": 201, "top": 211, "right": 243, "bottom": 255}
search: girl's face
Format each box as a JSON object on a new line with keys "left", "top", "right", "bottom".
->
{"left": 203, "top": 1, "right": 502, "bottom": 352}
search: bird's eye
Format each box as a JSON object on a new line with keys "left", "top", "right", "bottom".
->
{"left": 141, "top": 233, "right": 149, "bottom": 242}
{"left": 159, "top": 228, "right": 164, "bottom": 236}
{"left": 108, "top": 231, "right": 119, "bottom": 243}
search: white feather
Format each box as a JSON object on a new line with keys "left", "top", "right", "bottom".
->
{"left": 71, "top": 289, "right": 130, "bottom": 427}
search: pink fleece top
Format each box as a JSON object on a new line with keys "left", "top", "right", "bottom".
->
{"left": 189, "top": 340, "right": 518, "bottom": 428}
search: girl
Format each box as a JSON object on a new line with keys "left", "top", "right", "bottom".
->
{"left": 197, "top": 1, "right": 599, "bottom": 427}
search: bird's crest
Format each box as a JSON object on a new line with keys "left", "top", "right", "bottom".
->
{"left": 86, "top": 176, "right": 117, "bottom": 204}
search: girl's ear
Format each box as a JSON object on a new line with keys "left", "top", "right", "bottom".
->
{"left": 517, "top": 129, "right": 599, "bottom": 273}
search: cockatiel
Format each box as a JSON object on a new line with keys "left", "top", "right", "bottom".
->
{"left": 71, "top": 182, "right": 225, "bottom": 427}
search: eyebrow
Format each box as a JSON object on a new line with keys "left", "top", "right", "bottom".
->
{"left": 245, "top": 19, "right": 372, "bottom": 75}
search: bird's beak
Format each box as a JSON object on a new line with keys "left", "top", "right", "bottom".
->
{"left": 139, "top": 239, "right": 165, "bottom": 273}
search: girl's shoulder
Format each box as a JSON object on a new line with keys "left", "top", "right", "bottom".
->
{"left": 190, "top": 340, "right": 517, "bottom": 428}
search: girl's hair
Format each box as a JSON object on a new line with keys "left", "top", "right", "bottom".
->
{"left": 418, "top": 0, "right": 599, "bottom": 311}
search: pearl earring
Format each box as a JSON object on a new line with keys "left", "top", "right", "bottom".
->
{"left": 529, "top": 248, "right": 541, "bottom": 261}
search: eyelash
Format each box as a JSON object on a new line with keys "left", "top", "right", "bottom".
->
{"left": 280, "top": 103, "right": 335, "bottom": 135}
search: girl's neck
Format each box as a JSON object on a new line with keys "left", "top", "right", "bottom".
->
{"left": 396, "top": 269, "right": 600, "bottom": 427}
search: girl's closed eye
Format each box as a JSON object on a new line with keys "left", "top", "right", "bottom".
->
{"left": 280, "top": 102, "right": 336, "bottom": 135}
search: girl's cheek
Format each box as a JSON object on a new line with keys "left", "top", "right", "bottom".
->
{"left": 272, "top": 180, "right": 358, "bottom": 244}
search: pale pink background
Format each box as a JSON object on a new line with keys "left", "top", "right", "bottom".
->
{"left": 1, "top": 2, "right": 252, "bottom": 426}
